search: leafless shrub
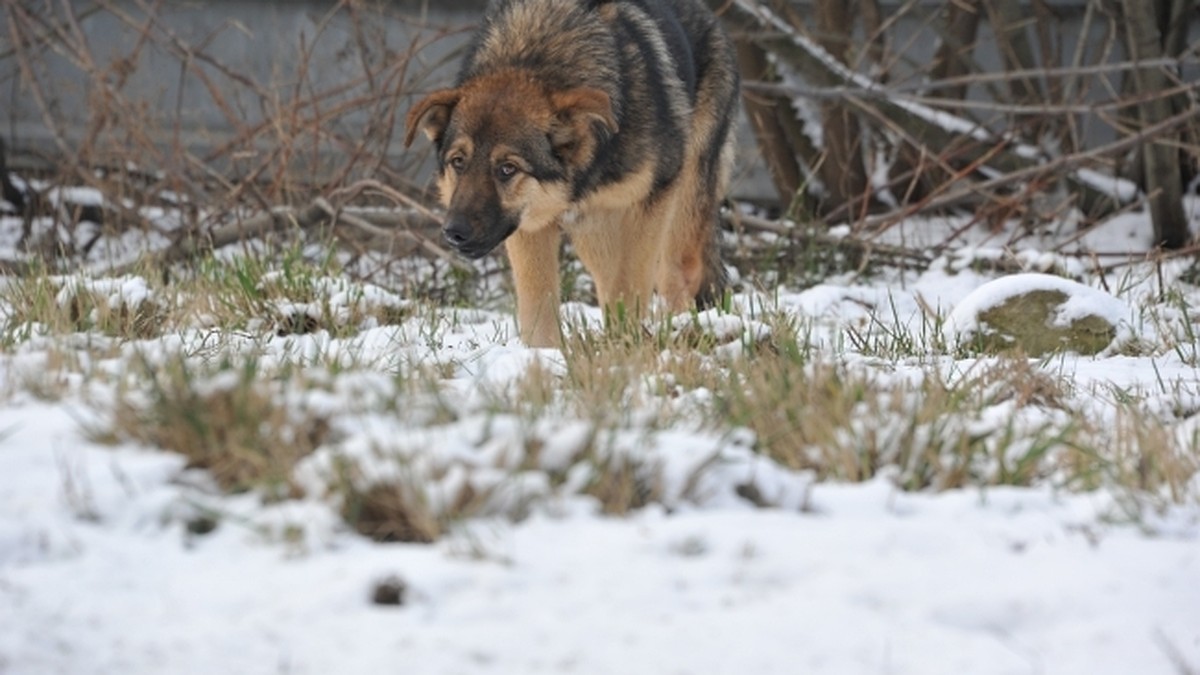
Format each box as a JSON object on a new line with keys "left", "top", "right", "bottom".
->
{"left": 1, "top": 0, "right": 465, "bottom": 274}
{"left": 4, "top": 0, "right": 1199, "bottom": 290}
{"left": 717, "top": 0, "right": 1200, "bottom": 249}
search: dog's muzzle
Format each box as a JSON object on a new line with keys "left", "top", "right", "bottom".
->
{"left": 442, "top": 215, "right": 516, "bottom": 260}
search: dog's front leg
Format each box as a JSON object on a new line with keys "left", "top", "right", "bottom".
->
{"left": 506, "top": 226, "right": 563, "bottom": 347}
{"left": 571, "top": 204, "right": 670, "bottom": 338}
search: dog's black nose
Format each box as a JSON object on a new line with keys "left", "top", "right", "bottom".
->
{"left": 443, "top": 216, "right": 471, "bottom": 249}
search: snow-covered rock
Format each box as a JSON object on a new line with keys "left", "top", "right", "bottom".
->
{"left": 946, "top": 273, "right": 1130, "bottom": 356}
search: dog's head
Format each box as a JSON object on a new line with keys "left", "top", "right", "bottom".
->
{"left": 404, "top": 70, "right": 616, "bottom": 258}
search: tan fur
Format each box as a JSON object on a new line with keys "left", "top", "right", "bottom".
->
{"left": 570, "top": 189, "right": 677, "bottom": 319}
{"left": 557, "top": 161, "right": 665, "bottom": 312}
{"left": 403, "top": 0, "right": 738, "bottom": 347}
{"left": 506, "top": 226, "right": 563, "bottom": 347}
{"left": 516, "top": 181, "right": 572, "bottom": 234}
{"left": 410, "top": 90, "right": 721, "bottom": 347}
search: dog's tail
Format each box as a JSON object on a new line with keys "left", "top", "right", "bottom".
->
{"left": 693, "top": 220, "right": 728, "bottom": 310}
{"left": 693, "top": 125, "right": 735, "bottom": 310}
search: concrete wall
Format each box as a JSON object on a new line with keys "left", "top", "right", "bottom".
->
{"left": 2, "top": 1, "right": 1196, "bottom": 203}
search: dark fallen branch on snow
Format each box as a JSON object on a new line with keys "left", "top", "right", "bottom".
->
{"left": 723, "top": 211, "right": 1184, "bottom": 278}
{"left": 99, "top": 198, "right": 461, "bottom": 278}
{"left": 728, "top": 211, "right": 935, "bottom": 271}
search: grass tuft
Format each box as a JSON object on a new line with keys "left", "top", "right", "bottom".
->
{"left": 342, "top": 481, "right": 445, "bottom": 544}
{"left": 95, "top": 354, "right": 331, "bottom": 499}
{"left": 580, "top": 451, "right": 665, "bottom": 516}
{"left": 29, "top": 262, "right": 1191, "bottom": 544}
{"left": 0, "top": 274, "right": 166, "bottom": 344}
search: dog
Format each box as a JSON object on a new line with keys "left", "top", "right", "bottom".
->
{"left": 404, "top": 0, "right": 738, "bottom": 347}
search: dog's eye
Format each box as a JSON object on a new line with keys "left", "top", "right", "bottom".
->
{"left": 495, "top": 162, "right": 519, "bottom": 182}
{"left": 448, "top": 155, "right": 466, "bottom": 173}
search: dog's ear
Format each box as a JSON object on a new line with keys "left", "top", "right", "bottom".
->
{"left": 549, "top": 87, "right": 618, "bottom": 165}
{"left": 405, "top": 89, "right": 461, "bottom": 148}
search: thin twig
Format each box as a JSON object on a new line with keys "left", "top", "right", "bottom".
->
{"left": 859, "top": 104, "right": 1200, "bottom": 232}
{"left": 312, "top": 197, "right": 473, "bottom": 275}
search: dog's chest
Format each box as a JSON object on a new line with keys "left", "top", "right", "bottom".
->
{"left": 559, "top": 207, "right": 582, "bottom": 229}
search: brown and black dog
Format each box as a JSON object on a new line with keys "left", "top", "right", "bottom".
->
{"left": 405, "top": 0, "right": 738, "bottom": 347}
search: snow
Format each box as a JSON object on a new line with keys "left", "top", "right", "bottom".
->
{"left": 1, "top": 403, "right": 1196, "bottom": 674}
{"left": 46, "top": 186, "right": 104, "bottom": 208}
{"left": 9, "top": 7, "right": 1200, "bottom": 666}
{"left": 2, "top": 186, "right": 1200, "bottom": 673}
{"left": 53, "top": 275, "right": 155, "bottom": 313}
{"left": 1076, "top": 168, "right": 1141, "bottom": 203}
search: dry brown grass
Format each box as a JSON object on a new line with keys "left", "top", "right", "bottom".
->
{"left": 332, "top": 447, "right": 502, "bottom": 543}
{"left": 341, "top": 481, "right": 444, "bottom": 544}
{"left": 0, "top": 250, "right": 421, "bottom": 368}
{"left": 1098, "top": 405, "right": 1200, "bottom": 516}
{"left": 581, "top": 452, "right": 665, "bottom": 516}
{"left": 710, "top": 353, "right": 1090, "bottom": 490}
{"left": 173, "top": 250, "right": 413, "bottom": 337}
{"left": 492, "top": 313, "right": 1131, "bottom": 500}
{"left": 62, "top": 288, "right": 1197, "bottom": 543}
{"left": 0, "top": 272, "right": 168, "bottom": 344}
{"left": 96, "top": 356, "right": 331, "bottom": 499}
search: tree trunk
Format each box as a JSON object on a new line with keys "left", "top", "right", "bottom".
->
{"left": 1031, "top": 0, "right": 1064, "bottom": 112}
{"left": 985, "top": 0, "right": 1050, "bottom": 138}
{"left": 812, "top": 0, "right": 870, "bottom": 218}
{"left": 707, "top": 0, "right": 1131, "bottom": 220}
{"left": 1121, "top": 0, "right": 1189, "bottom": 248}
{"left": 0, "top": 139, "right": 24, "bottom": 212}
{"left": 891, "top": 0, "right": 982, "bottom": 203}
{"left": 930, "top": 0, "right": 982, "bottom": 101}
{"left": 859, "top": 0, "right": 888, "bottom": 73}
{"left": 734, "top": 39, "right": 807, "bottom": 213}
{"left": 1160, "top": 0, "right": 1199, "bottom": 188}
{"left": 1158, "top": 0, "right": 1192, "bottom": 58}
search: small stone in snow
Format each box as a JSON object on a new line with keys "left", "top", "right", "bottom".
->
{"left": 185, "top": 514, "right": 219, "bottom": 536}
{"left": 735, "top": 482, "right": 773, "bottom": 508}
{"left": 371, "top": 575, "right": 408, "bottom": 606}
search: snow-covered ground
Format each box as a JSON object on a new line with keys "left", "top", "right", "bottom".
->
{"left": 1, "top": 198, "right": 1199, "bottom": 674}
